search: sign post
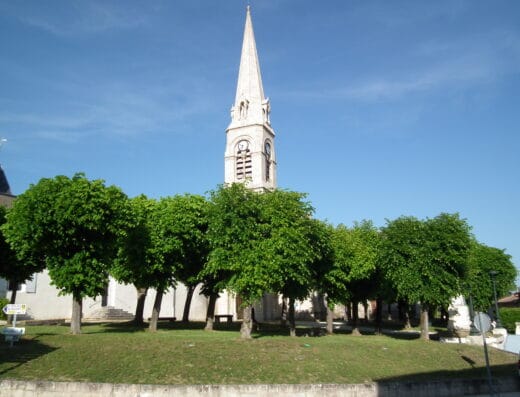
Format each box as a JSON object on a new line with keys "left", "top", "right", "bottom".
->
{"left": 474, "top": 312, "right": 495, "bottom": 397}
{"left": 2, "top": 304, "right": 27, "bottom": 347}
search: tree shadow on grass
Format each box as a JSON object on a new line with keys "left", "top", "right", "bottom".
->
{"left": 88, "top": 320, "right": 245, "bottom": 334}
{"left": 0, "top": 336, "right": 58, "bottom": 376}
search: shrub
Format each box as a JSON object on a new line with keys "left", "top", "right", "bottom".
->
{"left": 499, "top": 307, "right": 520, "bottom": 333}
{"left": 0, "top": 297, "right": 9, "bottom": 320}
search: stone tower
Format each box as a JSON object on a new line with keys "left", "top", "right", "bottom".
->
{"left": 224, "top": 6, "right": 277, "bottom": 191}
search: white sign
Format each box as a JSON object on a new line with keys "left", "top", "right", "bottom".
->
{"left": 473, "top": 312, "right": 492, "bottom": 334}
{"left": 2, "top": 304, "right": 27, "bottom": 315}
{"left": 1, "top": 327, "right": 25, "bottom": 336}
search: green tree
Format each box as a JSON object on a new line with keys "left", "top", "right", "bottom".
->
{"left": 167, "top": 194, "right": 210, "bottom": 323}
{"left": 145, "top": 196, "right": 193, "bottom": 332}
{"left": 465, "top": 240, "right": 517, "bottom": 313}
{"left": 259, "top": 190, "right": 333, "bottom": 337}
{"left": 204, "top": 184, "right": 267, "bottom": 339}
{"left": 111, "top": 195, "right": 156, "bottom": 325}
{"left": 0, "top": 206, "right": 45, "bottom": 305}
{"left": 380, "top": 213, "right": 471, "bottom": 340}
{"left": 323, "top": 221, "right": 379, "bottom": 335}
{"left": 2, "top": 174, "right": 131, "bottom": 334}
{"left": 205, "top": 184, "right": 332, "bottom": 338}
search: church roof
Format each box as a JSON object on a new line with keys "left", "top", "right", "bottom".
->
{"left": 233, "top": 6, "right": 266, "bottom": 117}
{"left": 0, "top": 166, "right": 11, "bottom": 195}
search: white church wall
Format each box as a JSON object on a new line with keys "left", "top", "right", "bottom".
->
{"left": 215, "top": 290, "right": 237, "bottom": 319}
{"left": 107, "top": 281, "right": 211, "bottom": 321}
{"left": 4, "top": 270, "right": 101, "bottom": 320}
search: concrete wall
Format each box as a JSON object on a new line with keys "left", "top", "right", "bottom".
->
{"left": 1, "top": 378, "right": 519, "bottom": 397}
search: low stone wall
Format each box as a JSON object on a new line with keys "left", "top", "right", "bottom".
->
{"left": 1, "top": 377, "right": 519, "bottom": 397}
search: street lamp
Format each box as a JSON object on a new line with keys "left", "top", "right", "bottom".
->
{"left": 489, "top": 270, "right": 502, "bottom": 328}
{"left": 465, "top": 283, "right": 480, "bottom": 336}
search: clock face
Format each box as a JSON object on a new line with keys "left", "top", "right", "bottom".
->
{"left": 265, "top": 142, "right": 271, "bottom": 156}
{"left": 238, "top": 140, "right": 249, "bottom": 151}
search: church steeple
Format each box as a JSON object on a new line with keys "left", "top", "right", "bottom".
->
{"left": 230, "top": 5, "right": 268, "bottom": 127}
{"left": 224, "top": 6, "right": 277, "bottom": 191}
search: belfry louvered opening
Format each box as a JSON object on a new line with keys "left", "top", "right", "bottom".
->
{"left": 236, "top": 144, "right": 252, "bottom": 180}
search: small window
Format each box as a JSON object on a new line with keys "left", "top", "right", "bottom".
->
{"left": 25, "top": 274, "right": 38, "bottom": 293}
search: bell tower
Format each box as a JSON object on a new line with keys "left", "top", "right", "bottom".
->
{"left": 224, "top": 6, "right": 276, "bottom": 191}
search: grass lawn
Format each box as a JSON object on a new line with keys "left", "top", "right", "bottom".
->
{"left": 0, "top": 321, "right": 517, "bottom": 385}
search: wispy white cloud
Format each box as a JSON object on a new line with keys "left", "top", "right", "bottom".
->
{"left": 19, "top": 1, "right": 150, "bottom": 37}
{"left": 282, "top": 29, "right": 520, "bottom": 103}
{"left": 349, "top": 0, "right": 469, "bottom": 29}
{"left": 0, "top": 75, "right": 219, "bottom": 144}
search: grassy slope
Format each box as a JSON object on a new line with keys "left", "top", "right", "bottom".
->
{"left": 0, "top": 322, "right": 516, "bottom": 385}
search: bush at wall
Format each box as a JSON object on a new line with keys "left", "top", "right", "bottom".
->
{"left": 0, "top": 298, "right": 9, "bottom": 320}
{"left": 499, "top": 307, "right": 520, "bottom": 333}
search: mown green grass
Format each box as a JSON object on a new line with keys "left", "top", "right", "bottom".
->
{"left": 0, "top": 321, "right": 516, "bottom": 384}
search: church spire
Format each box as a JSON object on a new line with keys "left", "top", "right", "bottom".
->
{"left": 230, "top": 6, "right": 270, "bottom": 127}
{"left": 224, "top": 6, "right": 276, "bottom": 191}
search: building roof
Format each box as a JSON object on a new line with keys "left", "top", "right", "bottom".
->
{"left": 498, "top": 292, "right": 520, "bottom": 307}
{"left": 0, "top": 166, "right": 11, "bottom": 195}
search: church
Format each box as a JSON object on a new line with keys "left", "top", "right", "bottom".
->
{"left": 1, "top": 7, "right": 324, "bottom": 323}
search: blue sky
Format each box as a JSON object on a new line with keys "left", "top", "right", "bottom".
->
{"left": 1, "top": 1, "right": 519, "bottom": 282}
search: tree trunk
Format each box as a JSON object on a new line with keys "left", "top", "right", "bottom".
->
{"left": 362, "top": 301, "right": 369, "bottom": 323}
{"left": 420, "top": 304, "right": 430, "bottom": 341}
{"left": 399, "top": 300, "right": 412, "bottom": 329}
{"left": 288, "top": 297, "right": 296, "bottom": 337}
{"left": 9, "top": 282, "right": 17, "bottom": 304}
{"left": 351, "top": 301, "right": 361, "bottom": 336}
{"left": 7, "top": 282, "right": 18, "bottom": 324}
{"left": 133, "top": 287, "right": 147, "bottom": 326}
{"left": 398, "top": 300, "right": 405, "bottom": 322}
{"left": 149, "top": 290, "right": 163, "bottom": 332}
{"left": 71, "top": 295, "right": 82, "bottom": 335}
{"left": 326, "top": 305, "right": 334, "bottom": 335}
{"left": 345, "top": 302, "right": 352, "bottom": 322}
{"left": 280, "top": 297, "right": 287, "bottom": 326}
{"left": 205, "top": 293, "right": 218, "bottom": 331}
{"left": 182, "top": 284, "right": 195, "bottom": 323}
{"left": 387, "top": 303, "right": 392, "bottom": 320}
{"left": 240, "top": 305, "right": 253, "bottom": 339}
{"left": 375, "top": 296, "right": 383, "bottom": 335}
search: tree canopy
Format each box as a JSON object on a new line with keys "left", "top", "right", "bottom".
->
{"left": 2, "top": 173, "right": 132, "bottom": 334}
{"left": 380, "top": 213, "right": 472, "bottom": 339}
{"left": 465, "top": 240, "right": 517, "bottom": 312}
{"left": 1, "top": 205, "right": 45, "bottom": 305}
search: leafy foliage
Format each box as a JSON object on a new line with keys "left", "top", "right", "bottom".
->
{"left": 324, "top": 221, "right": 380, "bottom": 306}
{"left": 112, "top": 195, "right": 157, "bottom": 289}
{"left": 465, "top": 240, "right": 517, "bottom": 311}
{"left": 167, "top": 194, "right": 210, "bottom": 289}
{"left": 258, "top": 190, "right": 333, "bottom": 302}
{"left": 205, "top": 184, "right": 272, "bottom": 304}
{"left": 1, "top": 206, "right": 42, "bottom": 285}
{"left": 205, "top": 185, "right": 331, "bottom": 306}
{"left": 3, "top": 173, "right": 132, "bottom": 300}
{"left": 0, "top": 297, "right": 8, "bottom": 320}
{"left": 380, "top": 213, "right": 472, "bottom": 308}
{"left": 499, "top": 307, "right": 520, "bottom": 333}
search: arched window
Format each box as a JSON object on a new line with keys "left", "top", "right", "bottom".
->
{"left": 264, "top": 141, "right": 271, "bottom": 181}
{"left": 236, "top": 140, "right": 252, "bottom": 180}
